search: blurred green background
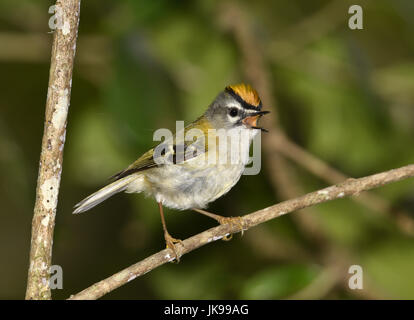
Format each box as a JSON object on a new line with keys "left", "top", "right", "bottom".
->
{"left": 1, "top": 0, "right": 414, "bottom": 299}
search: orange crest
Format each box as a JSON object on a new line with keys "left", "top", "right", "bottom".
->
{"left": 226, "top": 84, "right": 261, "bottom": 107}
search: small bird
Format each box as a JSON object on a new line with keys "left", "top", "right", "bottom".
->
{"left": 74, "top": 84, "right": 269, "bottom": 260}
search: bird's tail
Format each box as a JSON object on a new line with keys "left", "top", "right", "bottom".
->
{"left": 73, "top": 175, "right": 137, "bottom": 214}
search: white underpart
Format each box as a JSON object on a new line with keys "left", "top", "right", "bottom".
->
{"left": 125, "top": 126, "right": 256, "bottom": 210}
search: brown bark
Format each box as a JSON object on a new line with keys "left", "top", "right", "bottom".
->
{"left": 25, "top": 0, "right": 81, "bottom": 300}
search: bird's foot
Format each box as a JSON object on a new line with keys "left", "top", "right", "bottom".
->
{"left": 192, "top": 208, "right": 245, "bottom": 240}
{"left": 215, "top": 216, "right": 245, "bottom": 240}
{"left": 164, "top": 232, "right": 183, "bottom": 263}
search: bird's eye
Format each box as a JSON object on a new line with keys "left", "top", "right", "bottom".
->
{"left": 229, "top": 107, "right": 239, "bottom": 117}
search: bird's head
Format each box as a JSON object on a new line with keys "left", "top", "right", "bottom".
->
{"left": 205, "top": 84, "right": 270, "bottom": 132}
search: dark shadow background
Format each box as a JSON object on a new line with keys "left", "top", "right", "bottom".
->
{"left": 0, "top": 0, "right": 414, "bottom": 299}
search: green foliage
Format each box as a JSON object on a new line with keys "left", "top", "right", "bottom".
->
{"left": 241, "top": 264, "right": 319, "bottom": 299}
{"left": 362, "top": 239, "right": 414, "bottom": 299}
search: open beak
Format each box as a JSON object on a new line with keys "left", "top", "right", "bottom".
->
{"left": 242, "top": 111, "right": 270, "bottom": 132}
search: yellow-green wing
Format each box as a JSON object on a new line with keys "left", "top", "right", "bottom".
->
{"left": 109, "top": 148, "right": 156, "bottom": 181}
{"left": 111, "top": 116, "right": 212, "bottom": 181}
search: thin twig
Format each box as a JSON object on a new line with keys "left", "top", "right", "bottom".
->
{"left": 25, "top": 0, "right": 81, "bottom": 300}
{"left": 218, "top": 1, "right": 329, "bottom": 246}
{"left": 217, "top": 1, "right": 301, "bottom": 201}
{"left": 68, "top": 164, "right": 414, "bottom": 300}
{"left": 268, "top": 0, "right": 352, "bottom": 61}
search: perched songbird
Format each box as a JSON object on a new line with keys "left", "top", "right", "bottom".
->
{"left": 74, "top": 84, "right": 269, "bottom": 260}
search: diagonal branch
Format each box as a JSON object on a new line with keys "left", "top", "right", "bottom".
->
{"left": 68, "top": 164, "right": 414, "bottom": 300}
{"left": 219, "top": 0, "right": 414, "bottom": 236}
{"left": 272, "top": 131, "right": 414, "bottom": 234}
{"left": 25, "top": 0, "right": 81, "bottom": 300}
{"left": 216, "top": 1, "right": 413, "bottom": 299}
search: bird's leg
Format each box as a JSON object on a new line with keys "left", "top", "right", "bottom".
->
{"left": 192, "top": 208, "right": 245, "bottom": 240}
{"left": 158, "top": 202, "right": 182, "bottom": 262}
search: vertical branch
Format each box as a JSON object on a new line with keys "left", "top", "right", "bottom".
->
{"left": 26, "top": 0, "right": 81, "bottom": 300}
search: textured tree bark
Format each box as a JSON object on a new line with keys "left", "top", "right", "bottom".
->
{"left": 69, "top": 164, "right": 414, "bottom": 300}
{"left": 26, "top": 0, "right": 81, "bottom": 300}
